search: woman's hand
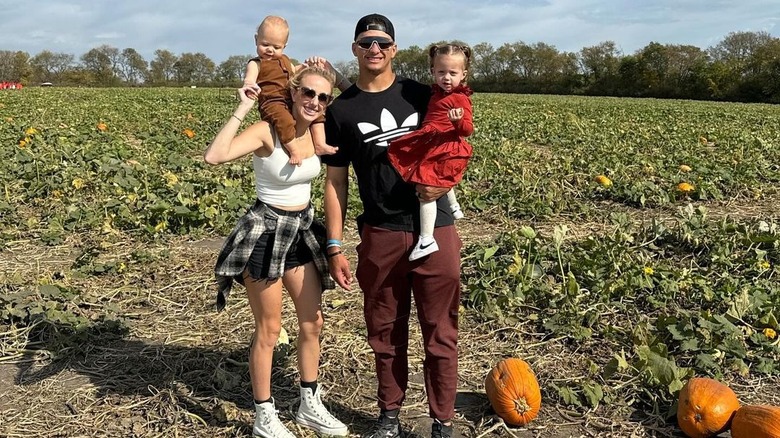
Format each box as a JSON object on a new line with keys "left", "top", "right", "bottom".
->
{"left": 203, "top": 85, "right": 268, "bottom": 165}
{"left": 229, "top": 84, "right": 260, "bottom": 123}
{"left": 240, "top": 84, "right": 261, "bottom": 102}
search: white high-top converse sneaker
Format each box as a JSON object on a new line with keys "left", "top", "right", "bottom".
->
{"left": 253, "top": 399, "right": 296, "bottom": 438}
{"left": 296, "top": 386, "right": 349, "bottom": 436}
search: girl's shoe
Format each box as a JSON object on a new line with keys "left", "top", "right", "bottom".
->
{"left": 409, "top": 236, "right": 439, "bottom": 261}
{"left": 450, "top": 203, "right": 465, "bottom": 219}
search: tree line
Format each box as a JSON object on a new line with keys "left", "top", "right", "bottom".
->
{"left": 1, "top": 31, "right": 778, "bottom": 103}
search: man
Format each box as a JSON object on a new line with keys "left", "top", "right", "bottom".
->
{"left": 321, "top": 13, "right": 462, "bottom": 438}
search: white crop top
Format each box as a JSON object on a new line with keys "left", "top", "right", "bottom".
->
{"left": 253, "top": 135, "right": 321, "bottom": 206}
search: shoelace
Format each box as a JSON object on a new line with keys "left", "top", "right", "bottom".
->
{"left": 260, "top": 409, "right": 282, "bottom": 427}
{"left": 308, "top": 396, "right": 341, "bottom": 425}
{"left": 267, "top": 416, "right": 293, "bottom": 436}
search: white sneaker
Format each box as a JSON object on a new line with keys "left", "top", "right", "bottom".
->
{"left": 450, "top": 203, "right": 464, "bottom": 220}
{"left": 296, "top": 386, "right": 349, "bottom": 436}
{"left": 409, "top": 237, "right": 439, "bottom": 261}
{"left": 253, "top": 399, "right": 296, "bottom": 438}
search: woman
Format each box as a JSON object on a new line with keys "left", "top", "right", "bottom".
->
{"left": 204, "top": 65, "right": 348, "bottom": 438}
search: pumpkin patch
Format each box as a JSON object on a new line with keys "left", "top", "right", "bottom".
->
{"left": 2, "top": 87, "right": 779, "bottom": 436}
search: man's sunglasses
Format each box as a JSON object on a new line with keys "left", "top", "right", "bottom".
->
{"left": 299, "top": 86, "right": 333, "bottom": 105}
{"left": 355, "top": 37, "right": 394, "bottom": 51}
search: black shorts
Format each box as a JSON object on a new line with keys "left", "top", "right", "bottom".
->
{"left": 245, "top": 204, "right": 319, "bottom": 281}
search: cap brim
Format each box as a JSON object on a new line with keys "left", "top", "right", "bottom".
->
{"left": 355, "top": 30, "right": 393, "bottom": 40}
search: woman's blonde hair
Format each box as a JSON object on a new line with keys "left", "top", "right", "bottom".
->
{"left": 288, "top": 65, "right": 336, "bottom": 91}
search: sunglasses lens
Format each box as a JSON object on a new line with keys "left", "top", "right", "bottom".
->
{"left": 300, "top": 87, "right": 332, "bottom": 105}
{"left": 356, "top": 38, "right": 393, "bottom": 50}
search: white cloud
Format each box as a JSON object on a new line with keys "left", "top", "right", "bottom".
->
{"left": 0, "top": 0, "right": 776, "bottom": 65}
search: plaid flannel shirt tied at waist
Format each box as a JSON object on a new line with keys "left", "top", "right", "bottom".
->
{"left": 214, "top": 200, "right": 334, "bottom": 311}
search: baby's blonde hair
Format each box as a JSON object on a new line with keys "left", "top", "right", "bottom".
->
{"left": 256, "top": 15, "right": 289, "bottom": 41}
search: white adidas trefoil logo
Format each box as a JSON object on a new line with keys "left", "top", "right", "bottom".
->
{"left": 358, "top": 108, "right": 419, "bottom": 147}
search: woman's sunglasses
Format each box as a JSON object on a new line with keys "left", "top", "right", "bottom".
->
{"left": 355, "top": 37, "right": 394, "bottom": 51}
{"left": 299, "top": 86, "right": 333, "bottom": 105}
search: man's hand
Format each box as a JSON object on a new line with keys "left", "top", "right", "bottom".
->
{"left": 304, "top": 56, "right": 332, "bottom": 71}
{"left": 328, "top": 253, "right": 353, "bottom": 291}
{"left": 416, "top": 184, "right": 449, "bottom": 202}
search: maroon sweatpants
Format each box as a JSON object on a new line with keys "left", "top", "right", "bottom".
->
{"left": 355, "top": 224, "right": 462, "bottom": 420}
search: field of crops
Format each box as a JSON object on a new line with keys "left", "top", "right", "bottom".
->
{"left": 1, "top": 87, "right": 779, "bottom": 437}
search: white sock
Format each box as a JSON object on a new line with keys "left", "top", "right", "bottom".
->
{"left": 446, "top": 189, "right": 459, "bottom": 210}
{"left": 420, "top": 200, "right": 436, "bottom": 237}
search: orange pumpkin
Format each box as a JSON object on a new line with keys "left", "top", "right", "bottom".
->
{"left": 484, "top": 358, "right": 541, "bottom": 426}
{"left": 677, "top": 377, "right": 740, "bottom": 438}
{"left": 730, "top": 405, "right": 780, "bottom": 438}
{"left": 677, "top": 182, "right": 695, "bottom": 193}
{"left": 594, "top": 174, "right": 612, "bottom": 188}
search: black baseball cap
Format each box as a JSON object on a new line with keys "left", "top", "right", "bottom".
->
{"left": 354, "top": 13, "right": 395, "bottom": 41}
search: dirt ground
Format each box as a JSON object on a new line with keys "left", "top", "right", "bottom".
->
{"left": 1, "top": 213, "right": 778, "bottom": 437}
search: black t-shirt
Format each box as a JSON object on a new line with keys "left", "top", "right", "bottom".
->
{"left": 323, "top": 76, "right": 455, "bottom": 232}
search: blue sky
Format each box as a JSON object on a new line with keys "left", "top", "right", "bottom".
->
{"left": 1, "top": 0, "right": 777, "bottom": 65}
